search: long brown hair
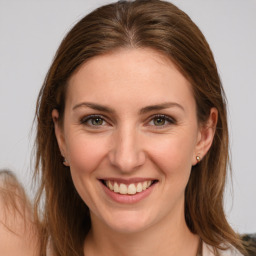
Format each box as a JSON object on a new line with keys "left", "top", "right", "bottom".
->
{"left": 0, "top": 170, "right": 39, "bottom": 253}
{"left": 0, "top": 170, "right": 31, "bottom": 229}
{"left": 34, "top": 1, "right": 245, "bottom": 255}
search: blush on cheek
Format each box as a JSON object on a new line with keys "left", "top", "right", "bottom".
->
{"left": 68, "top": 138, "right": 107, "bottom": 174}
{"left": 149, "top": 138, "right": 193, "bottom": 176}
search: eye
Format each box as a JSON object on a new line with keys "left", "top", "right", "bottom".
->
{"left": 81, "top": 115, "right": 106, "bottom": 127}
{"left": 148, "top": 114, "right": 176, "bottom": 127}
{"left": 153, "top": 117, "right": 166, "bottom": 126}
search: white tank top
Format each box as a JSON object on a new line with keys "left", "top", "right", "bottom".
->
{"left": 202, "top": 242, "right": 244, "bottom": 256}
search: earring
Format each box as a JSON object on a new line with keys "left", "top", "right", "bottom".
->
{"left": 196, "top": 156, "right": 201, "bottom": 163}
{"left": 63, "top": 157, "right": 69, "bottom": 166}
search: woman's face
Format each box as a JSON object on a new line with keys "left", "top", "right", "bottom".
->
{"left": 53, "top": 48, "right": 215, "bottom": 234}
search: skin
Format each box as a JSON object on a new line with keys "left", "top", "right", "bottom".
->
{"left": 53, "top": 48, "right": 217, "bottom": 256}
{"left": 0, "top": 174, "right": 39, "bottom": 256}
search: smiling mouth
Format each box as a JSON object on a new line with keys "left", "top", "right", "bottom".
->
{"left": 101, "top": 180, "right": 158, "bottom": 195}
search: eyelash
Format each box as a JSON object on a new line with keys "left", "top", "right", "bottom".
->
{"left": 80, "top": 114, "right": 176, "bottom": 128}
{"left": 80, "top": 114, "right": 107, "bottom": 127}
{"left": 147, "top": 114, "right": 176, "bottom": 128}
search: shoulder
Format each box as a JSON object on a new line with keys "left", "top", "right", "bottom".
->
{"left": 202, "top": 241, "right": 244, "bottom": 256}
{"left": 0, "top": 170, "right": 40, "bottom": 256}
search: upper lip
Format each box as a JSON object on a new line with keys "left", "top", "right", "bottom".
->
{"left": 98, "top": 177, "right": 157, "bottom": 185}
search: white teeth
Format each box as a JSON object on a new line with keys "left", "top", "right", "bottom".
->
{"left": 128, "top": 184, "right": 136, "bottom": 195}
{"left": 136, "top": 183, "right": 143, "bottom": 192}
{"left": 106, "top": 181, "right": 111, "bottom": 190}
{"left": 114, "top": 182, "right": 119, "bottom": 193}
{"left": 119, "top": 184, "right": 127, "bottom": 194}
{"left": 105, "top": 180, "right": 153, "bottom": 195}
{"left": 142, "top": 181, "right": 148, "bottom": 190}
{"left": 108, "top": 181, "right": 114, "bottom": 190}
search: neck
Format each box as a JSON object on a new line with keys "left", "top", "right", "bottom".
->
{"left": 84, "top": 211, "right": 200, "bottom": 256}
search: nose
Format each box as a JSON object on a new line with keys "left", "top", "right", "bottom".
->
{"left": 108, "top": 125, "right": 146, "bottom": 173}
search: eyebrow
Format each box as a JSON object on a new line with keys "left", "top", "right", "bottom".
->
{"left": 72, "top": 102, "right": 184, "bottom": 114}
{"left": 73, "top": 102, "right": 115, "bottom": 113}
{"left": 139, "top": 102, "right": 184, "bottom": 114}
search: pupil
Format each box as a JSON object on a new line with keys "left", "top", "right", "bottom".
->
{"left": 92, "top": 118, "right": 103, "bottom": 125}
{"left": 154, "top": 118, "right": 165, "bottom": 126}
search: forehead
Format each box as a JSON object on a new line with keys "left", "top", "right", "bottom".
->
{"left": 66, "top": 48, "right": 195, "bottom": 112}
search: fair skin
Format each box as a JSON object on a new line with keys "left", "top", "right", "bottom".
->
{"left": 0, "top": 173, "right": 39, "bottom": 256}
{"left": 53, "top": 48, "right": 217, "bottom": 256}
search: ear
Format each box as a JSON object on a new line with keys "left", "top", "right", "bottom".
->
{"left": 192, "top": 108, "right": 218, "bottom": 165}
{"left": 52, "top": 109, "right": 69, "bottom": 166}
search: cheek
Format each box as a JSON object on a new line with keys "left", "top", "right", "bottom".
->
{"left": 147, "top": 132, "right": 196, "bottom": 176}
{"left": 66, "top": 134, "right": 109, "bottom": 174}
{"left": 66, "top": 134, "right": 110, "bottom": 208}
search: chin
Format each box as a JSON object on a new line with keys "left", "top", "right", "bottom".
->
{"left": 101, "top": 210, "right": 155, "bottom": 234}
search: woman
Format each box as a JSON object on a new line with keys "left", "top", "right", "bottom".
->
{"left": 34, "top": 0, "right": 247, "bottom": 255}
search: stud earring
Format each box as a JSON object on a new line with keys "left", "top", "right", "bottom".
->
{"left": 196, "top": 156, "right": 201, "bottom": 163}
{"left": 63, "top": 157, "right": 69, "bottom": 166}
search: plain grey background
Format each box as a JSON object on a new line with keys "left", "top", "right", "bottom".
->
{"left": 0, "top": 0, "right": 255, "bottom": 233}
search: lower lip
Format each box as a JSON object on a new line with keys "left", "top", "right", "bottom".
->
{"left": 101, "top": 182, "right": 156, "bottom": 204}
